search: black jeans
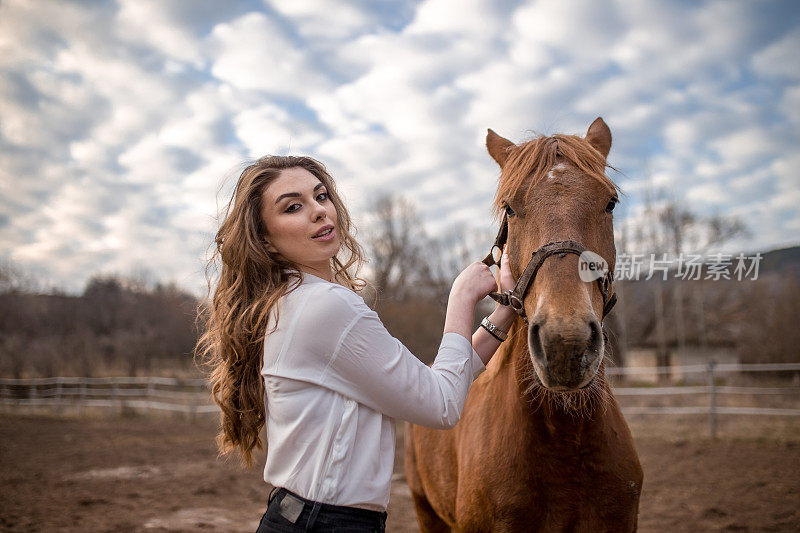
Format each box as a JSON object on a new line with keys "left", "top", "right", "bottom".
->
{"left": 256, "top": 487, "right": 387, "bottom": 532}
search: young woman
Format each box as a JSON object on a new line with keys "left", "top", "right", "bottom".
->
{"left": 197, "top": 155, "right": 515, "bottom": 532}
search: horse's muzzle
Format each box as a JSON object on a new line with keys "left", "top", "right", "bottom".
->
{"left": 527, "top": 313, "right": 604, "bottom": 391}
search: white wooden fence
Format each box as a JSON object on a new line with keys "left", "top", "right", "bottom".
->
{"left": 608, "top": 362, "right": 800, "bottom": 438}
{"left": 2, "top": 363, "right": 799, "bottom": 436}
{"left": 0, "top": 376, "right": 216, "bottom": 420}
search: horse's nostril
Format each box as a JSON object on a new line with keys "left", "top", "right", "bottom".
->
{"left": 588, "top": 320, "right": 602, "bottom": 352}
{"left": 528, "top": 322, "right": 543, "bottom": 359}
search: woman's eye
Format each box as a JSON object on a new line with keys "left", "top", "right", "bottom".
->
{"left": 285, "top": 203, "right": 301, "bottom": 213}
{"left": 605, "top": 198, "right": 618, "bottom": 213}
{"left": 504, "top": 203, "right": 516, "bottom": 217}
{"left": 316, "top": 192, "right": 328, "bottom": 202}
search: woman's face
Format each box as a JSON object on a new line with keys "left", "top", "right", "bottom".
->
{"left": 260, "top": 167, "right": 340, "bottom": 277}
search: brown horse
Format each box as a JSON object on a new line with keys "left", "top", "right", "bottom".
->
{"left": 405, "top": 118, "right": 643, "bottom": 532}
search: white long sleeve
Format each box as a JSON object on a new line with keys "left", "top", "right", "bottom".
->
{"left": 261, "top": 271, "right": 484, "bottom": 511}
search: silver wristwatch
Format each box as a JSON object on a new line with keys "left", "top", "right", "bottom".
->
{"left": 480, "top": 317, "right": 508, "bottom": 342}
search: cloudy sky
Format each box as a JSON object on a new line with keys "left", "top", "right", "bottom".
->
{"left": 1, "top": 0, "right": 798, "bottom": 295}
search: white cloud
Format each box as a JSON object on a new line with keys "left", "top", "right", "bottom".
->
{"left": 779, "top": 84, "right": 800, "bottom": 125}
{"left": 407, "top": 0, "right": 506, "bottom": 36}
{"left": 769, "top": 152, "right": 800, "bottom": 195}
{"left": 751, "top": 28, "right": 800, "bottom": 81}
{"left": 52, "top": 43, "right": 177, "bottom": 148}
{"left": 115, "top": 0, "right": 206, "bottom": 67}
{"left": 0, "top": 0, "right": 797, "bottom": 295}
{"left": 511, "top": 0, "right": 623, "bottom": 66}
{"left": 266, "top": 0, "right": 377, "bottom": 41}
{"left": 709, "top": 127, "right": 779, "bottom": 168}
{"left": 208, "top": 12, "right": 332, "bottom": 97}
{"left": 685, "top": 182, "right": 733, "bottom": 206}
{"left": 233, "top": 103, "right": 324, "bottom": 157}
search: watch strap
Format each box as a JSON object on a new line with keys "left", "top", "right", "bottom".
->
{"left": 480, "top": 317, "right": 508, "bottom": 342}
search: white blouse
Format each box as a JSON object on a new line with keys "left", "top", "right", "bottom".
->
{"left": 261, "top": 271, "right": 485, "bottom": 512}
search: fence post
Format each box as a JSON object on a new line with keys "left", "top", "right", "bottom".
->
{"left": 112, "top": 378, "right": 120, "bottom": 415}
{"left": 26, "top": 379, "right": 37, "bottom": 416}
{"left": 55, "top": 377, "right": 63, "bottom": 415}
{"left": 190, "top": 390, "right": 198, "bottom": 423}
{"left": 0, "top": 381, "right": 8, "bottom": 413}
{"left": 147, "top": 377, "right": 154, "bottom": 413}
{"left": 707, "top": 360, "right": 717, "bottom": 440}
{"left": 79, "top": 380, "right": 87, "bottom": 416}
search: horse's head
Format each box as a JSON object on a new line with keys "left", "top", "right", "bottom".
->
{"left": 487, "top": 118, "right": 618, "bottom": 393}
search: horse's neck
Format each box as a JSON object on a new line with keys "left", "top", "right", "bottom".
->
{"left": 492, "top": 319, "right": 610, "bottom": 444}
{"left": 483, "top": 318, "right": 526, "bottom": 375}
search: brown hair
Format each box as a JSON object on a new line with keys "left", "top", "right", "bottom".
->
{"left": 195, "top": 155, "right": 366, "bottom": 467}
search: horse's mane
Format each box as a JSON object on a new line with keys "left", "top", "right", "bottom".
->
{"left": 492, "top": 134, "right": 620, "bottom": 218}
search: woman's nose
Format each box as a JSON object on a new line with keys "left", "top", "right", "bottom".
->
{"left": 311, "top": 202, "right": 326, "bottom": 221}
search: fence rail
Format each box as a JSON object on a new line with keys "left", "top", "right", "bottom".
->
{"left": 605, "top": 362, "right": 800, "bottom": 375}
{"left": 2, "top": 363, "right": 799, "bottom": 436}
{"left": 0, "top": 376, "right": 213, "bottom": 418}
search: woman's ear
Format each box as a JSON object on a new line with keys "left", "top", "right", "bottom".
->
{"left": 263, "top": 235, "right": 278, "bottom": 254}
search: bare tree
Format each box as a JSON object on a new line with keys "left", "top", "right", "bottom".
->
{"left": 365, "top": 194, "right": 430, "bottom": 301}
{"left": 0, "top": 258, "right": 41, "bottom": 294}
{"left": 362, "top": 193, "right": 495, "bottom": 363}
{"left": 619, "top": 176, "right": 747, "bottom": 379}
{"left": 0, "top": 267, "right": 200, "bottom": 378}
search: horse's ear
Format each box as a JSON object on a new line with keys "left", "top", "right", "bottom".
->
{"left": 585, "top": 117, "right": 612, "bottom": 159}
{"left": 486, "top": 129, "right": 515, "bottom": 168}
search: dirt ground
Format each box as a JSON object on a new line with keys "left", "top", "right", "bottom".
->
{"left": 0, "top": 412, "right": 798, "bottom": 532}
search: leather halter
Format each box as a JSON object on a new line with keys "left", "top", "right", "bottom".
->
{"left": 482, "top": 213, "right": 617, "bottom": 324}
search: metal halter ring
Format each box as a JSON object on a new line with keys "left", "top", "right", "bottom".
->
{"left": 489, "top": 245, "right": 503, "bottom": 266}
{"left": 507, "top": 292, "right": 525, "bottom": 314}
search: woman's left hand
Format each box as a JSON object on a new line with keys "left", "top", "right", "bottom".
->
{"left": 492, "top": 245, "right": 518, "bottom": 323}
{"left": 498, "top": 244, "right": 516, "bottom": 293}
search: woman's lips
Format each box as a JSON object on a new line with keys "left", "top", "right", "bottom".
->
{"left": 311, "top": 226, "right": 335, "bottom": 242}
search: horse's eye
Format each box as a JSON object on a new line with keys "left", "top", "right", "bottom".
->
{"left": 504, "top": 203, "right": 516, "bottom": 217}
{"left": 605, "top": 198, "right": 618, "bottom": 213}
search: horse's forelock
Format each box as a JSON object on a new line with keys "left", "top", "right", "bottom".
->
{"left": 492, "top": 134, "right": 619, "bottom": 218}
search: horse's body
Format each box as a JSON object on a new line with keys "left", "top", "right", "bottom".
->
{"left": 405, "top": 330, "right": 642, "bottom": 532}
{"left": 405, "top": 119, "right": 643, "bottom": 532}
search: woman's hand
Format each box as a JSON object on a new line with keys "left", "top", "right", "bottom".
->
{"left": 451, "top": 245, "right": 517, "bottom": 306}
{"left": 445, "top": 261, "right": 497, "bottom": 341}
{"left": 444, "top": 246, "right": 519, "bottom": 342}
{"left": 491, "top": 245, "right": 518, "bottom": 329}
{"left": 470, "top": 245, "right": 519, "bottom": 363}
{"left": 498, "top": 244, "right": 515, "bottom": 293}
{"left": 450, "top": 261, "right": 499, "bottom": 306}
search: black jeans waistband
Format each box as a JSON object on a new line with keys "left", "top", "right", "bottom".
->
{"left": 262, "top": 487, "right": 387, "bottom": 531}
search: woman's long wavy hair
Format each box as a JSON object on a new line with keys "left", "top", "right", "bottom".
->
{"left": 195, "top": 155, "right": 367, "bottom": 467}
